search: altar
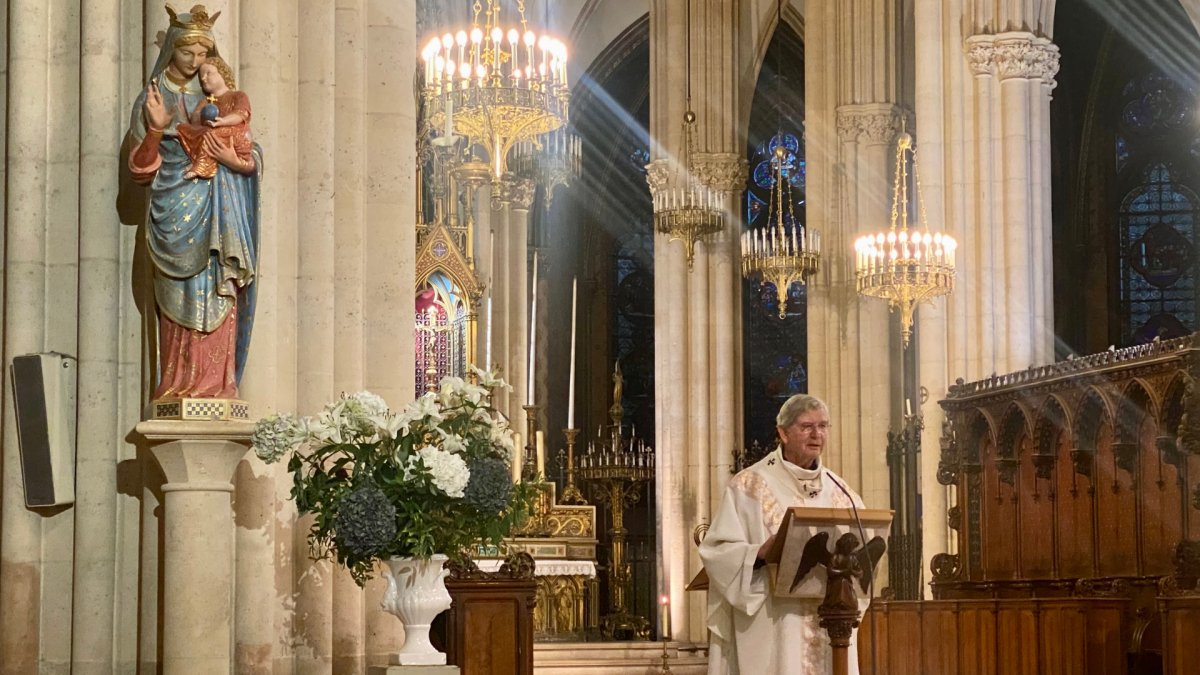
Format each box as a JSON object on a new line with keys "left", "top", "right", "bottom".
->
{"left": 483, "top": 483, "right": 601, "bottom": 640}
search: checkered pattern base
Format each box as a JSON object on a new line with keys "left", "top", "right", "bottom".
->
{"left": 152, "top": 398, "right": 251, "bottom": 421}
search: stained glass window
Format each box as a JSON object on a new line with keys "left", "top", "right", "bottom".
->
{"left": 1118, "top": 164, "right": 1199, "bottom": 343}
{"left": 1115, "top": 68, "right": 1200, "bottom": 345}
{"left": 742, "top": 130, "right": 808, "bottom": 447}
{"left": 613, "top": 230, "right": 654, "bottom": 438}
{"left": 414, "top": 271, "right": 471, "bottom": 395}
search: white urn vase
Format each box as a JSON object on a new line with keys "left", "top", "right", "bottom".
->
{"left": 381, "top": 554, "right": 453, "bottom": 666}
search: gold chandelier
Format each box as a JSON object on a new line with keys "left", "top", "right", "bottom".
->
{"left": 741, "top": 141, "right": 820, "bottom": 318}
{"left": 853, "top": 131, "right": 956, "bottom": 346}
{"left": 510, "top": 124, "right": 581, "bottom": 208}
{"left": 420, "top": 0, "right": 570, "bottom": 180}
{"left": 651, "top": 1, "right": 724, "bottom": 270}
{"left": 653, "top": 110, "right": 726, "bottom": 268}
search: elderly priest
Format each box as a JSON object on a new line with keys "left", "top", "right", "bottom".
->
{"left": 699, "top": 394, "right": 868, "bottom": 674}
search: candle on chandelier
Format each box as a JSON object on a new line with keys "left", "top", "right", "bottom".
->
{"left": 567, "top": 277, "right": 578, "bottom": 429}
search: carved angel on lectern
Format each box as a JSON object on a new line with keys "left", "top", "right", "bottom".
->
{"left": 791, "top": 531, "right": 887, "bottom": 611}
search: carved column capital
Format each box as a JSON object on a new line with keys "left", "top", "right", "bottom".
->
{"left": 964, "top": 36, "right": 995, "bottom": 77}
{"left": 690, "top": 152, "right": 748, "bottom": 192}
{"left": 835, "top": 103, "right": 906, "bottom": 145}
{"left": 964, "top": 32, "right": 1060, "bottom": 87}
{"left": 645, "top": 159, "right": 673, "bottom": 196}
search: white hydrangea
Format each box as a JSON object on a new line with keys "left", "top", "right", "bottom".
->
{"left": 346, "top": 391, "right": 389, "bottom": 417}
{"left": 409, "top": 445, "right": 470, "bottom": 498}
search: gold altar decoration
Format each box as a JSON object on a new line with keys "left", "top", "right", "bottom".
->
{"left": 420, "top": 0, "right": 570, "bottom": 180}
{"left": 853, "top": 130, "right": 956, "bottom": 346}
{"left": 741, "top": 141, "right": 820, "bottom": 318}
{"left": 560, "top": 427, "right": 585, "bottom": 504}
{"left": 578, "top": 387, "right": 655, "bottom": 640}
{"left": 497, "top": 477, "right": 599, "bottom": 640}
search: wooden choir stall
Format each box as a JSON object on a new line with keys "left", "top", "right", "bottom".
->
{"left": 859, "top": 335, "right": 1200, "bottom": 673}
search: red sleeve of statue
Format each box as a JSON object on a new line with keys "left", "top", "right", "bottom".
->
{"left": 229, "top": 91, "right": 252, "bottom": 125}
{"left": 129, "top": 131, "right": 163, "bottom": 185}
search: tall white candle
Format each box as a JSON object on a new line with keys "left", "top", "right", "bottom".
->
{"left": 484, "top": 296, "right": 493, "bottom": 370}
{"left": 512, "top": 432, "right": 523, "bottom": 482}
{"left": 527, "top": 251, "right": 539, "bottom": 405}
{"left": 536, "top": 430, "right": 546, "bottom": 477}
{"left": 567, "top": 277, "right": 578, "bottom": 428}
{"left": 485, "top": 231, "right": 495, "bottom": 369}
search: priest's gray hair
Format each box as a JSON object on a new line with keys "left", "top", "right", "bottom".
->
{"left": 776, "top": 394, "right": 829, "bottom": 429}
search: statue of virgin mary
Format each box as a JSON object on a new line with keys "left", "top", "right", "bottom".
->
{"left": 126, "top": 4, "right": 261, "bottom": 402}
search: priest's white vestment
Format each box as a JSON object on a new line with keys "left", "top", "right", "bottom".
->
{"left": 699, "top": 448, "right": 867, "bottom": 674}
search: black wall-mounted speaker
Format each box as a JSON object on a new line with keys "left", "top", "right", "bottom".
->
{"left": 10, "top": 353, "right": 77, "bottom": 507}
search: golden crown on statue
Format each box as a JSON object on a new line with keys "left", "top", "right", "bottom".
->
{"left": 165, "top": 4, "right": 221, "bottom": 32}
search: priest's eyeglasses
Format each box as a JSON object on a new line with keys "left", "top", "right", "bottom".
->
{"left": 797, "top": 422, "right": 832, "bottom": 435}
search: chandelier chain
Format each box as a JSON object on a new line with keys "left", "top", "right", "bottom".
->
{"left": 913, "top": 145, "right": 931, "bottom": 233}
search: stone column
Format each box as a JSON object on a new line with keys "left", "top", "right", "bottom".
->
{"left": 2, "top": 1, "right": 79, "bottom": 671}
{"left": 491, "top": 191, "right": 513, "bottom": 418}
{"left": 76, "top": 0, "right": 131, "bottom": 671}
{"left": 970, "top": 33, "right": 1059, "bottom": 369}
{"left": 804, "top": 0, "right": 906, "bottom": 533}
{"left": 138, "top": 420, "right": 252, "bottom": 675}
{"left": 912, "top": 0, "right": 1059, "bottom": 586}
{"left": 235, "top": 0, "right": 298, "bottom": 670}
{"left": 294, "top": 0, "right": 338, "bottom": 671}
{"left": 647, "top": 0, "right": 747, "bottom": 641}
{"left": 362, "top": 0, "right": 418, "bottom": 665}
{"left": 509, "top": 179, "right": 537, "bottom": 437}
{"left": 333, "top": 1, "right": 368, "bottom": 670}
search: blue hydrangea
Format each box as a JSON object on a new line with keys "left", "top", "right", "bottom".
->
{"left": 463, "top": 457, "right": 512, "bottom": 514}
{"left": 334, "top": 485, "right": 397, "bottom": 559}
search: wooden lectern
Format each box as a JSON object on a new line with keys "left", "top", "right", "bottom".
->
{"left": 765, "top": 506, "right": 893, "bottom": 675}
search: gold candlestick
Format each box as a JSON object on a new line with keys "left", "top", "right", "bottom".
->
{"left": 522, "top": 404, "right": 540, "bottom": 481}
{"left": 560, "top": 428, "right": 585, "bottom": 504}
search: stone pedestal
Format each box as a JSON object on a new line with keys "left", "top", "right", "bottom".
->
{"left": 137, "top": 419, "right": 253, "bottom": 675}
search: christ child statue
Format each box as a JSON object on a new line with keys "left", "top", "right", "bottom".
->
{"left": 177, "top": 56, "right": 254, "bottom": 179}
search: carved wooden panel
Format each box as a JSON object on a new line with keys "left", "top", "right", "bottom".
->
{"left": 859, "top": 598, "right": 1129, "bottom": 675}
{"left": 1159, "top": 596, "right": 1200, "bottom": 672}
{"left": 1095, "top": 423, "right": 1140, "bottom": 576}
{"left": 1019, "top": 432, "right": 1055, "bottom": 578}
{"left": 982, "top": 437, "right": 1019, "bottom": 579}
{"left": 436, "top": 576, "right": 536, "bottom": 675}
{"left": 1056, "top": 430, "right": 1096, "bottom": 578}
{"left": 1142, "top": 417, "right": 1186, "bottom": 574}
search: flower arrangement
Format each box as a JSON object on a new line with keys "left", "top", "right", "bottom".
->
{"left": 251, "top": 367, "right": 539, "bottom": 584}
